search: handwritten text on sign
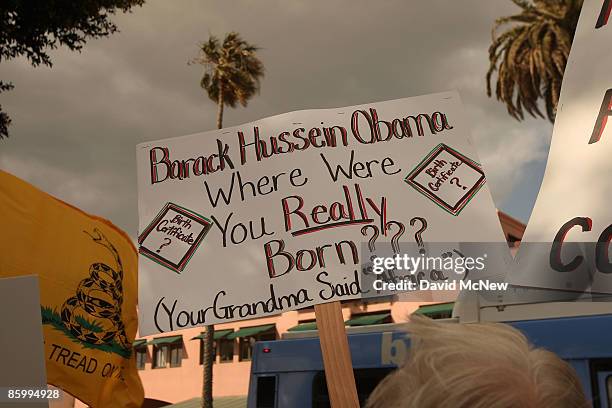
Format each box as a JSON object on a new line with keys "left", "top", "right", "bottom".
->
{"left": 508, "top": 0, "right": 612, "bottom": 295}
{"left": 136, "top": 92, "right": 505, "bottom": 335}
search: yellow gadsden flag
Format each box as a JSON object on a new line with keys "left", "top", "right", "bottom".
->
{"left": 0, "top": 170, "right": 144, "bottom": 407}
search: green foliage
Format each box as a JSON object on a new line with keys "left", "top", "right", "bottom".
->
{"left": 75, "top": 315, "right": 104, "bottom": 333}
{"left": 41, "top": 305, "right": 63, "bottom": 326}
{"left": 0, "top": 81, "right": 13, "bottom": 139}
{"left": 0, "top": 0, "right": 145, "bottom": 139}
{"left": 40, "top": 306, "right": 131, "bottom": 358}
{"left": 486, "top": 0, "right": 583, "bottom": 122}
{"left": 191, "top": 32, "right": 265, "bottom": 119}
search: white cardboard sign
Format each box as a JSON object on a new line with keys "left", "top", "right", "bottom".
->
{"left": 136, "top": 91, "right": 506, "bottom": 335}
{"left": 509, "top": 0, "right": 612, "bottom": 294}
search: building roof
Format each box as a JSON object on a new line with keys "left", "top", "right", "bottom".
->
{"left": 497, "top": 210, "right": 526, "bottom": 240}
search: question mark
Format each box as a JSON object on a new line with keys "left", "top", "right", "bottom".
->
{"left": 385, "top": 221, "right": 405, "bottom": 254}
{"left": 450, "top": 177, "right": 467, "bottom": 190}
{"left": 157, "top": 238, "right": 171, "bottom": 253}
{"left": 410, "top": 217, "right": 428, "bottom": 255}
{"left": 361, "top": 225, "right": 380, "bottom": 252}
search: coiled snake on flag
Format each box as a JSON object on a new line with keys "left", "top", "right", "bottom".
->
{"left": 61, "top": 228, "right": 130, "bottom": 351}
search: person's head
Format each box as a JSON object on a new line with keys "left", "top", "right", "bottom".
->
{"left": 366, "top": 314, "right": 588, "bottom": 408}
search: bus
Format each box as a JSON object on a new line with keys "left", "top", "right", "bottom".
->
{"left": 247, "top": 302, "right": 612, "bottom": 408}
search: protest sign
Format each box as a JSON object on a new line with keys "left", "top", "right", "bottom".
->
{"left": 508, "top": 0, "right": 612, "bottom": 294}
{"left": 136, "top": 91, "right": 507, "bottom": 336}
{"left": 0, "top": 170, "right": 144, "bottom": 408}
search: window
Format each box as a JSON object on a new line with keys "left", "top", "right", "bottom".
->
{"left": 199, "top": 340, "right": 217, "bottom": 365}
{"left": 199, "top": 339, "right": 234, "bottom": 364}
{"left": 256, "top": 376, "right": 277, "bottom": 408}
{"left": 153, "top": 345, "right": 166, "bottom": 368}
{"left": 588, "top": 358, "right": 612, "bottom": 406}
{"left": 240, "top": 337, "right": 255, "bottom": 361}
{"left": 198, "top": 329, "right": 235, "bottom": 364}
{"left": 169, "top": 343, "right": 182, "bottom": 367}
{"left": 218, "top": 338, "right": 234, "bottom": 363}
{"left": 312, "top": 368, "right": 394, "bottom": 408}
{"left": 135, "top": 347, "right": 147, "bottom": 370}
{"left": 153, "top": 343, "right": 182, "bottom": 368}
{"left": 238, "top": 326, "right": 276, "bottom": 362}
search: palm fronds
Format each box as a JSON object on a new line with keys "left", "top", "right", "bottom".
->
{"left": 486, "top": 0, "right": 583, "bottom": 122}
{"left": 191, "top": 32, "right": 264, "bottom": 109}
{"left": 40, "top": 306, "right": 130, "bottom": 358}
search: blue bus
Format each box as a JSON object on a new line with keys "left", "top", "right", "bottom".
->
{"left": 247, "top": 303, "right": 612, "bottom": 408}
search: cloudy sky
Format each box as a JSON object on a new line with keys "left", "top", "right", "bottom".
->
{"left": 0, "top": 0, "right": 553, "bottom": 238}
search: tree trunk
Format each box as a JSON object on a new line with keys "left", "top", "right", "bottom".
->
{"left": 201, "top": 84, "right": 224, "bottom": 408}
{"left": 201, "top": 326, "right": 214, "bottom": 408}
{"left": 216, "top": 83, "right": 224, "bottom": 130}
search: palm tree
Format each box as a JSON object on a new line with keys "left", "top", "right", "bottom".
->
{"left": 190, "top": 31, "right": 264, "bottom": 408}
{"left": 192, "top": 31, "right": 265, "bottom": 129}
{"left": 486, "top": 0, "right": 583, "bottom": 122}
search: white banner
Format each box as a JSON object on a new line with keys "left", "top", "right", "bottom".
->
{"left": 509, "top": 0, "right": 612, "bottom": 294}
{"left": 136, "top": 91, "right": 506, "bottom": 335}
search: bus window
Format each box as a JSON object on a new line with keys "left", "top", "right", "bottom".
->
{"left": 312, "top": 368, "right": 395, "bottom": 408}
{"left": 256, "top": 375, "right": 277, "bottom": 408}
{"left": 592, "top": 359, "right": 612, "bottom": 408}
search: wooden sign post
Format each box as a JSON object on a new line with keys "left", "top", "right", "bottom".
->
{"left": 315, "top": 301, "right": 359, "bottom": 408}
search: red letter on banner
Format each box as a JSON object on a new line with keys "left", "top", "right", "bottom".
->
{"left": 596, "top": 0, "right": 612, "bottom": 28}
{"left": 589, "top": 89, "right": 612, "bottom": 144}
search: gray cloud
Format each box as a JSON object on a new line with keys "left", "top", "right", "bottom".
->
{"left": 0, "top": 0, "right": 551, "bottom": 236}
